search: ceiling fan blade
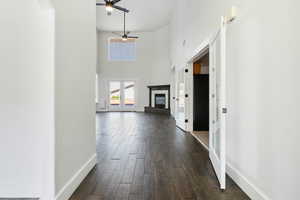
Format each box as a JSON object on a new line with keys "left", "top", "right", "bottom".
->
{"left": 128, "top": 36, "right": 139, "bottom": 39}
{"left": 112, "top": 0, "right": 121, "bottom": 3}
{"left": 112, "top": 5, "right": 129, "bottom": 13}
{"left": 96, "top": 3, "right": 106, "bottom": 6}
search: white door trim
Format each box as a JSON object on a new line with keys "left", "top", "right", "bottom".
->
{"left": 186, "top": 39, "right": 210, "bottom": 64}
{"left": 185, "top": 39, "right": 210, "bottom": 133}
{"left": 107, "top": 79, "right": 138, "bottom": 112}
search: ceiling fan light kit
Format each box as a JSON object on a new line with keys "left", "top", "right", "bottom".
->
{"left": 97, "top": 0, "right": 129, "bottom": 15}
{"left": 105, "top": 3, "right": 113, "bottom": 14}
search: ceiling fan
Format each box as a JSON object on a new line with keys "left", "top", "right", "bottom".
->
{"left": 96, "top": 0, "right": 129, "bottom": 16}
{"left": 113, "top": 12, "right": 139, "bottom": 41}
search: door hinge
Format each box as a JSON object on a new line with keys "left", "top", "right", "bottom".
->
{"left": 222, "top": 108, "right": 228, "bottom": 114}
{"left": 185, "top": 119, "right": 188, "bottom": 123}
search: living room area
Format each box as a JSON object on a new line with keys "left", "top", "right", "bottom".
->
{"left": 96, "top": 26, "right": 172, "bottom": 113}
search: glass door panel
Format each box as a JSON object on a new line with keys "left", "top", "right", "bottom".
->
{"left": 109, "top": 81, "right": 121, "bottom": 110}
{"left": 123, "top": 81, "right": 136, "bottom": 109}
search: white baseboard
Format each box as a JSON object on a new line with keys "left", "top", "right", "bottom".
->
{"left": 226, "top": 163, "right": 271, "bottom": 200}
{"left": 55, "top": 154, "right": 97, "bottom": 200}
{"left": 190, "top": 134, "right": 270, "bottom": 200}
{"left": 96, "top": 110, "right": 108, "bottom": 113}
{"left": 0, "top": 191, "right": 40, "bottom": 199}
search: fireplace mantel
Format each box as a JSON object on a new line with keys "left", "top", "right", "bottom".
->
{"left": 145, "top": 85, "right": 171, "bottom": 115}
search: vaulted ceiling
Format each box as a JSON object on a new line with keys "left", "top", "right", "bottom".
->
{"left": 96, "top": 0, "right": 173, "bottom": 32}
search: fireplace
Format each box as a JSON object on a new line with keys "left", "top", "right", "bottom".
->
{"left": 155, "top": 94, "right": 166, "bottom": 109}
{"left": 145, "top": 85, "right": 170, "bottom": 115}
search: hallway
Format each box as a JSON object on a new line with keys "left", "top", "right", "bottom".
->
{"left": 70, "top": 112, "right": 249, "bottom": 200}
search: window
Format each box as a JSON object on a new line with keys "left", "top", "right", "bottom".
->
{"left": 108, "top": 38, "right": 136, "bottom": 61}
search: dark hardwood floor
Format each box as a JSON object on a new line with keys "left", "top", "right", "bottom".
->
{"left": 70, "top": 112, "right": 249, "bottom": 200}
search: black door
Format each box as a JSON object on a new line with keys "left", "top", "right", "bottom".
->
{"left": 193, "top": 75, "right": 209, "bottom": 131}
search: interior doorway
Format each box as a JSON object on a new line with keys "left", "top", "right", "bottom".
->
{"left": 108, "top": 80, "right": 136, "bottom": 111}
{"left": 192, "top": 50, "right": 210, "bottom": 149}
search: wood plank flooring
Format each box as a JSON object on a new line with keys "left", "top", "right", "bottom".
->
{"left": 70, "top": 112, "right": 249, "bottom": 200}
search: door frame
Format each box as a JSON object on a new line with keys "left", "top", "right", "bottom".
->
{"left": 185, "top": 38, "right": 210, "bottom": 133}
{"left": 174, "top": 39, "right": 211, "bottom": 132}
{"left": 107, "top": 78, "right": 138, "bottom": 112}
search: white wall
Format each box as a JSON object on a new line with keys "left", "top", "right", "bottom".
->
{"left": 149, "top": 26, "right": 172, "bottom": 85}
{"left": 52, "top": 0, "right": 97, "bottom": 198}
{"left": 0, "top": 1, "right": 54, "bottom": 198}
{"left": 97, "top": 26, "right": 171, "bottom": 111}
{"left": 170, "top": 0, "right": 300, "bottom": 199}
{"left": 0, "top": 0, "right": 97, "bottom": 199}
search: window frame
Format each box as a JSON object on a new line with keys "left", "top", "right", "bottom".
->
{"left": 107, "top": 37, "right": 137, "bottom": 62}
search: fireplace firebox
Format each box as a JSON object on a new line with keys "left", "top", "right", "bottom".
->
{"left": 155, "top": 94, "right": 166, "bottom": 109}
{"left": 145, "top": 85, "right": 170, "bottom": 115}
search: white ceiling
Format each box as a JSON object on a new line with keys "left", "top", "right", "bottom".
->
{"left": 96, "top": 0, "right": 173, "bottom": 32}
